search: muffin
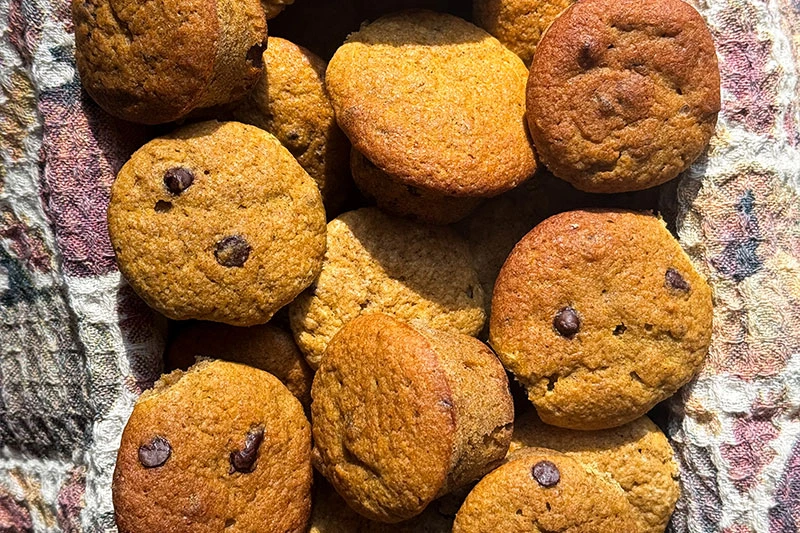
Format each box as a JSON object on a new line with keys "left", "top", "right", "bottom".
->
{"left": 312, "top": 314, "right": 514, "bottom": 522}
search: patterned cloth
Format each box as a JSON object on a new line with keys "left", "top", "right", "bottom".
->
{"left": 0, "top": 0, "right": 798, "bottom": 531}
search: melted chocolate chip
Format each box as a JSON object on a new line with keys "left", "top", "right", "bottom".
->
{"left": 532, "top": 460, "right": 560, "bottom": 487}
{"left": 553, "top": 307, "right": 580, "bottom": 338}
{"left": 163, "top": 167, "right": 194, "bottom": 195}
{"left": 665, "top": 268, "right": 691, "bottom": 292}
{"left": 138, "top": 436, "right": 171, "bottom": 468}
{"left": 246, "top": 40, "right": 267, "bottom": 69}
{"left": 230, "top": 426, "right": 265, "bottom": 474}
{"left": 214, "top": 235, "right": 252, "bottom": 268}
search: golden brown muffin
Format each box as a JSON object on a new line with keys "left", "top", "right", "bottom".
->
{"left": 308, "top": 476, "right": 458, "bottom": 532}
{"left": 233, "top": 37, "right": 353, "bottom": 214}
{"left": 526, "top": 0, "right": 720, "bottom": 192}
{"left": 72, "top": 0, "right": 267, "bottom": 124}
{"left": 351, "top": 149, "right": 482, "bottom": 225}
{"left": 112, "top": 360, "right": 312, "bottom": 533}
{"left": 312, "top": 314, "right": 514, "bottom": 523}
{"left": 510, "top": 412, "right": 680, "bottom": 532}
{"left": 289, "top": 207, "right": 485, "bottom": 368}
{"left": 326, "top": 10, "right": 536, "bottom": 197}
{"left": 164, "top": 321, "right": 314, "bottom": 408}
{"left": 473, "top": 0, "right": 576, "bottom": 65}
{"left": 108, "top": 121, "right": 326, "bottom": 326}
{"left": 453, "top": 448, "right": 638, "bottom": 532}
{"left": 490, "top": 209, "right": 713, "bottom": 430}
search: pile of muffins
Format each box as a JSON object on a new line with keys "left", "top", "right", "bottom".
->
{"left": 73, "top": 0, "right": 720, "bottom": 531}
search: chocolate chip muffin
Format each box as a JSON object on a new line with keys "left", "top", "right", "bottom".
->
{"left": 510, "top": 412, "right": 680, "bottom": 533}
{"left": 453, "top": 448, "right": 638, "bottom": 532}
{"left": 473, "top": 0, "right": 576, "bottom": 65}
{"left": 289, "top": 208, "right": 485, "bottom": 368}
{"left": 309, "top": 475, "right": 458, "bottom": 532}
{"left": 526, "top": 0, "right": 720, "bottom": 192}
{"left": 351, "top": 149, "right": 482, "bottom": 225}
{"left": 233, "top": 37, "right": 353, "bottom": 214}
{"left": 490, "top": 209, "right": 713, "bottom": 430}
{"left": 112, "top": 360, "right": 312, "bottom": 533}
{"left": 72, "top": 0, "right": 268, "bottom": 124}
{"left": 312, "top": 314, "right": 514, "bottom": 523}
{"left": 165, "top": 321, "right": 313, "bottom": 408}
{"left": 108, "top": 121, "right": 326, "bottom": 327}
{"left": 326, "top": 10, "right": 536, "bottom": 197}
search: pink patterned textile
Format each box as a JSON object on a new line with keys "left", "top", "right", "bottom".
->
{"left": 0, "top": 0, "right": 797, "bottom": 530}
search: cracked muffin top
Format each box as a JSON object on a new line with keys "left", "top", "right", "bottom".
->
{"left": 526, "top": 0, "right": 720, "bottom": 192}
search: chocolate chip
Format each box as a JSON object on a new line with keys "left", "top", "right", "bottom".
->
{"left": 665, "top": 268, "right": 691, "bottom": 292}
{"left": 214, "top": 235, "right": 252, "bottom": 268}
{"left": 163, "top": 167, "right": 194, "bottom": 195}
{"left": 577, "top": 41, "right": 596, "bottom": 69}
{"left": 553, "top": 307, "right": 580, "bottom": 338}
{"left": 230, "top": 426, "right": 265, "bottom": 474}
{"left": 532, "top": 461, "right": 560, "bottom": 487}
{"left": 138, "top": 436, "right": 171, "bottom": 468}
{"left": 246, "top": 40, "right": 267, "bottom": 69}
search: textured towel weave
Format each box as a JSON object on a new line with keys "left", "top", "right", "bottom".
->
{"left": 0, "top": 0, "right": 798, "bottom": 531}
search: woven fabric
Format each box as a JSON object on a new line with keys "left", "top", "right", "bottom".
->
{"left": 0, "top": 0, "right": 798, "bottom": 531}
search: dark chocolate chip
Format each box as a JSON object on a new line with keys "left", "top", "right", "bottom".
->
{"left": 246, "top": 41, "right": 267, "bottom": 69}
{"left": 466, "top": 285, "right": 474, "bottom": 299}
{"left": 138, "top": 436, "right": 171, "bottom": 468}
{"left": 577, "top": 42, "right": 596, "bottom": 69}
{"left": 665, "top": 268, "right": 691, "bottom": 292}
{"left": 553, "top": 307, "right": 580, "bottom": 338}
{"left": 163, "top": 167, "right": 194, "bottom": 195}
{"left": 532, "top": 460, "right": 560, "bottom": 487}
{"left": 214, "top": 235, "right": 252, "bottom": 268}
{"left": 613, "top": 323, "right": 627, "bottom": 336}
{"left": 230, "top": 426, "right": 265, "bottom": 474}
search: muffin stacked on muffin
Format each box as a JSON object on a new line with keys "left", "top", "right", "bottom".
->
{"left": 75, "top": 0, "right": 722, "bottom": 531}
{"left": 326, "top": 10, "right": 537, "bottom": 223}
{"left": 311, "top": 314, "right": 514, "bottom": 522}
